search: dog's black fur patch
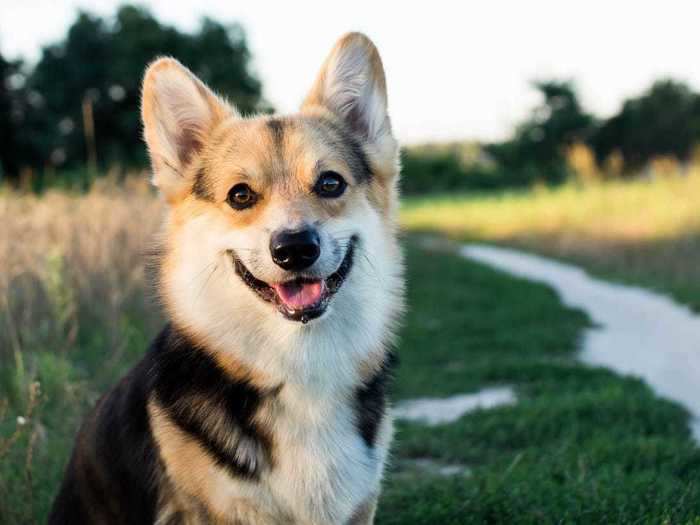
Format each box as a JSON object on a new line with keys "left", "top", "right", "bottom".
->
{"left": 49, "top": 324, "right": 273, "bottom": 524}
{"left": 314, "top": 116, "right": 373, "bottom": 183}
{"left": 49, "top": 354, "right": 162, "bottom": 524}
{"left": 192, "top": 167, "right": 215, "bottom": 201}
{"left": 354, "top": 351, "right": 397, "bottom": 448}
{"left": 152, "top": 327, "right": 275, "bottom": 479}
{"left": 267, "top": 117, "right": 286, "bottom": 153}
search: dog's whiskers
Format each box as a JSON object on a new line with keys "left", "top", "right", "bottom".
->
{"left": 196, "top": 263, "right": 220, "bottom": 301}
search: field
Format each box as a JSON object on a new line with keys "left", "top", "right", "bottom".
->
{"left": 402, "top": 169, "right": 700, "bottom": 310}
{"left": 2, "top": 177, "right": 700, "bottom": 523}
{"left": 379, "top": 245, "right": 700, "bottom": 524}
{"left": 0, "top": 178, "right": 164, "bottom": 522}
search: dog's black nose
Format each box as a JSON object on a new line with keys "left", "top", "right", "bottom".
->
{"left": 270, "top": 228, "right": 321, "bottom": 271}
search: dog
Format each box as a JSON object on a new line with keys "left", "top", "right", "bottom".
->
{"left": 49, "top": 32, "right": 403, "bottom": 524}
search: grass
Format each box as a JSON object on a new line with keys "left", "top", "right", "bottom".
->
{"left": 1, "top": 181, "right": 700, "bottom": 522}
{"left": 401, "top": 170, "right": 700, "bottom": 310}
{"left": 0, "top": 179, "right": 164, "bottom": 523}
{"left": 376, "top": 244, "right": 700, "bottom": 524}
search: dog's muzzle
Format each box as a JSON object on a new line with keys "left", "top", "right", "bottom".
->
{"left": 231, "top": 235, "right": 357, "bottom": 323}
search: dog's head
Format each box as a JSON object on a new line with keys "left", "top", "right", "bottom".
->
{"left": 142, "top": 33, "right": 401, "bottom": 359}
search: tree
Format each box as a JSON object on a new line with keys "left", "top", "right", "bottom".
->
{"left": 1, "top": 5, "right": 266, "bottom": 179}
{"left": 590, "top": 79, "right": 700, "bottom": 171}
{"left": 0, "top": 52, "right": 18, "bottom": 179}
{"left": 0, "top": 53, "right": 36, "bottom": 179}
{"left": 487, "top": 80, "right": 594, "bottom": 184}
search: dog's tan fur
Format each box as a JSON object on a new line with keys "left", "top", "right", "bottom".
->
{"left": 50, "top": 33, "right": 402, "bottom": 525}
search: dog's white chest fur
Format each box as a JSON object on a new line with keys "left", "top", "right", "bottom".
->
{"left": 262, "top": 388, "right": 388, "bottom": 524}
{"left": 194, "top": 384, "right": 391, "bottom": 525}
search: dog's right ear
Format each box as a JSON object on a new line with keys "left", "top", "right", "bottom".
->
{"left": 302, "top": 33, "right": 393, "bottom": 147}
{"left": 141, "top": 58, "right": 232, "bottom": 202}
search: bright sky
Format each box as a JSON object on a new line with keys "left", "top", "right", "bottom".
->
{"left": 2, "top": 1, "right": 700, "bottom": 144}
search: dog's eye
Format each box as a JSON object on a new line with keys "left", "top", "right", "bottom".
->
{"left": 227, "top": 183, "right": 258, "bottom": 210}
{"left": 313, "top": 171, "right": 347, "bottom": 198}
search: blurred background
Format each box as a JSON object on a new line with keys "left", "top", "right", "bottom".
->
{"left": 2, "top": 2, "right": 700, "bottom": 523}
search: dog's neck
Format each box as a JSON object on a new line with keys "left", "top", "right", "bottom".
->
{"left": 169, "top": 298, "right": 392, "bottom": 405}
{"left": 158, "top": 217, "right": 403, "bottom": 399}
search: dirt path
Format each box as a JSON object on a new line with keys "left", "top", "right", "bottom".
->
{"left": 394, "top": 387, "right": 516, "bottom": 425}
{"left": 460, "top": 244, "right": 700, "bottom": 441}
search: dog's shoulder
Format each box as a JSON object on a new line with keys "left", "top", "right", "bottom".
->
{"left": 149, "top": 324, "right": 277, "bottom": 480}
{"left": 50, "top": 324, "right": 279, "bottom": 523}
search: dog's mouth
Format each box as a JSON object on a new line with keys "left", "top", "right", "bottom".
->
{"left": 231, "top": 236, "right": 357, "bottom": 323}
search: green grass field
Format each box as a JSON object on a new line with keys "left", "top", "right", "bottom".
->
{"left": 3, "top": 178, "right": 700, "bottom": 523}
{"left": 401, "top": 171, "right": 700, "bottom": 311}
{"left": 376, "top": 244, "right": 700, "bottom": 524}
{"left": 3, "top": 237, "right": 700, "bottom": 522}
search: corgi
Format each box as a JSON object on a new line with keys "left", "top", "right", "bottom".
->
{"left": 49, "top": 32, "right": 403, "bottom": 525}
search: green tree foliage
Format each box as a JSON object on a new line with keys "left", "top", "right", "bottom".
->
{"left": 400, "top": 82, "right": 595, "bottom": 194}
{"left": 401, "top": 144, "right": 509, "bottom": 194}
{"left": 0, "top": 54, "right": 33, "bottom": 178}
{"left": 590, "top": 79, "right": 700, "bottom": 170}
{"left": 0, "top": 53, "right": 17, "bottom": 177}
{"left": 4, "top": 5, "right": 700, "bottom": 191}
{"left": 487, "top": 80, "right": 595, "bottom": 184}
{"left": 0, "top": 5, "right": 266, "bottom": 179}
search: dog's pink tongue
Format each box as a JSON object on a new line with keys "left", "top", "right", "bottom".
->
{"left": 273, "top": 280, "right": 324, "bottom": 309}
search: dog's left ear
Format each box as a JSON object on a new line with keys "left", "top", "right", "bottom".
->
{"left": 302, "top": 33, "right": 394, "bottom": 148}
{"left": 141, "top": 58, "right": 233, "bottom": 202}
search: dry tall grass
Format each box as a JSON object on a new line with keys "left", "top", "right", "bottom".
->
{"left": 0, "top": 176, "right": 164, "bottom": 522}
{"left": 1, "top": 175, "right": 163, "bottom": 364}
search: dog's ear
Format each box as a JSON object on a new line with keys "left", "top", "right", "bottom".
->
{"left": 302, "top": 33, "right": 393, "bottom": 146}
{"left": 142, "top": 58, "right": 232, "bottom": 202}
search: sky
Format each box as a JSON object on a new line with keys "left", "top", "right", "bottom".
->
{"left": 2, "top": 1, "right": 700, "bottom": 144}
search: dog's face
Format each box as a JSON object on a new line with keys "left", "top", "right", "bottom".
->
{"left": 142, "top": 34, "right": 401, "bottom": 363}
